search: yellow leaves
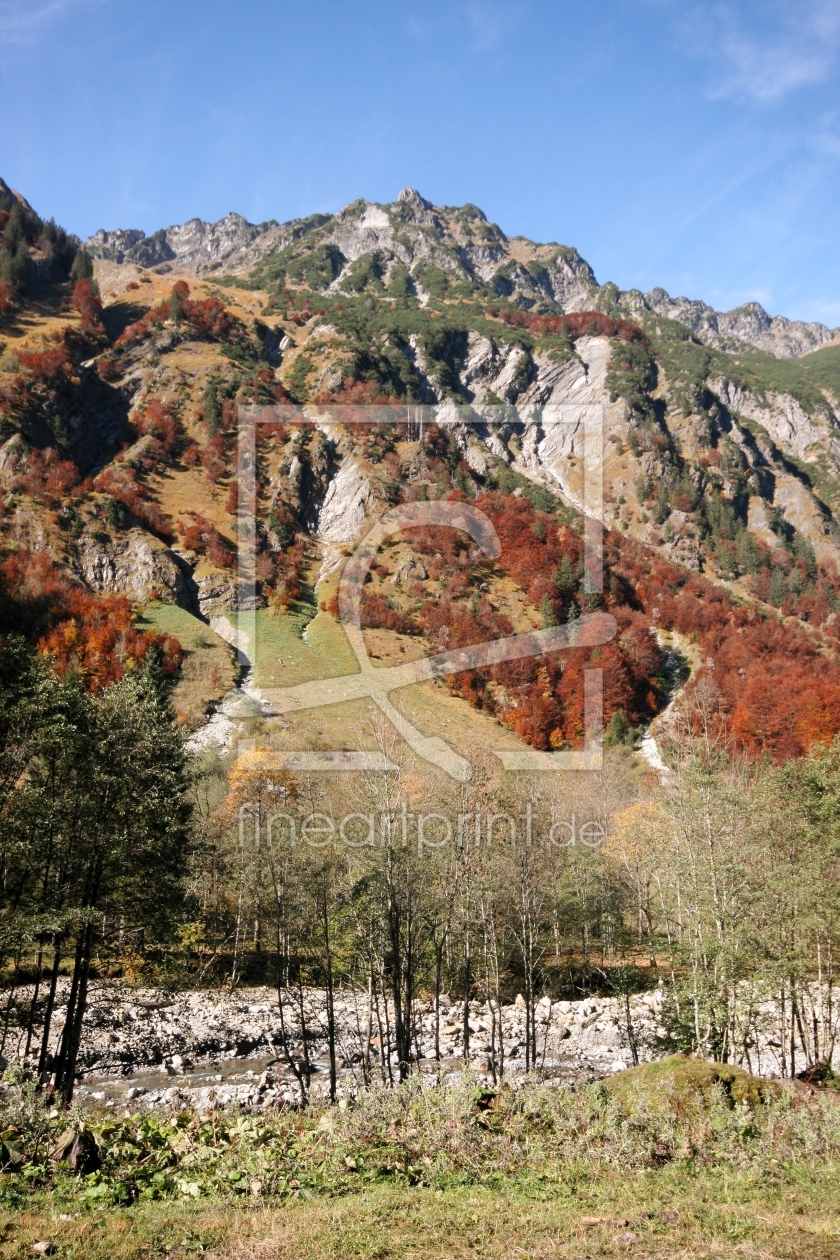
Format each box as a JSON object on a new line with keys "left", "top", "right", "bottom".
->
{"left": 227, "top": 745, "right": 293, "bottom": 786}
{"left": 604, "top": 800, "right": 665, "bottom": 867}
{"left": 216, "top": 745, "right": 298, "bottom": 830}
{"left": 176, "top": 920, "right": 206, "bottom": 950}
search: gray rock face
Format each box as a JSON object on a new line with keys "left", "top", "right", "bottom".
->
{"left": 86, "top": 212, "right": 281, "bottom": 273}
{"left": 395, "top": 185, "right": 437, "bottom": 224}
{"left": 315, "top": 455, "right": 374, "bottom": 543}
{"left": 73, "top": 531, "right": 198, "bottom": 609}
{"left": 194, "top": 574, "right": 264, "bottom": 617}
{"left": 86, "top": 227, "right": 150, "bottom": 264}
{"left": 710, "top": 376, "right": 839, "bottom": 463}
{"left": 391, "top": 553, "right": 427, "bottom": 586}
{"left": 322, "top": 195, "right": 598, "bottom": 310}
{"left": 646, "top": 289, "right": 839, "bottom": 359}
{"left": 195, "top": 573, "right": 239, "bottom": 616}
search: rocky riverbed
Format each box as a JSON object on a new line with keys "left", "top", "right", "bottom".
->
{"left": 6, "top": 982, "right": 831, "bottom": 1113}
{"left": 7, "top": 984, "right": 664, "bottom": 1111}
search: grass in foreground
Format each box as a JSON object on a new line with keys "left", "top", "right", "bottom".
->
{"left": 1, "top": 1058, "right": 838, "bottom": 1258}
{"left": 3, "top": 1167, "right": 839, "bottom": 1259}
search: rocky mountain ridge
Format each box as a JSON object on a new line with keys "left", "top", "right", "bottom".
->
{"left": 86, "top": 211, "right": 283, "bottom": 273}
{"left": 644, "top": 289, "right": 839, "bottom": 359}
{"left": 86, "top": 187, "right": 839, "bottom": 361}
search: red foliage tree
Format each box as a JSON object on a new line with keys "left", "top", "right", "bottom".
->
{"left": 93, "top": 466, "right": 172, "bottom": 539}
{"left": 71, "top": 279, "right": 104, "bottom": 334}
{"left": 16, "top": 343, "right": 73, "bottom": 380}
{"left": 177, "top": 514, "right": 235, "bottom": 569}
{"left": 201, "top": 434, "right": 227, "bottom": 483}
{"left": 497, "top": 309, "right": 649, "bottom": 346}
{"left": 13, "top": 447, "right": 80, "bottom": 504}
{"left": 134, "top": 399, "right": 180, "bottom": 457}
{"left": 0, "top": 549, "right": 182, "bottom": 689}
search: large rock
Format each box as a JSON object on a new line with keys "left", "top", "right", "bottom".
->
{"left": 316, "top": 456, "right": 374, "bottom": 543}
{"left": 50, "top": 1127, "right": 100, "bottom": 1174}
{"left": 74, "top": 530, "right": 199, "bottom": 609}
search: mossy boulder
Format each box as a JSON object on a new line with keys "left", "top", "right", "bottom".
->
{"left": 604, "top": 1054, "right": 778, "bottom": 1110}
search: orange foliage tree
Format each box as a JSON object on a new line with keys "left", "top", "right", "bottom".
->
{"left": 0, "top": 549, "right": 182, "bottom": 688}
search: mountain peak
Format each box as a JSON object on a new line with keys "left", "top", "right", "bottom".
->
{"left": 397, "top": 187, "right": 432, "bottom": 209}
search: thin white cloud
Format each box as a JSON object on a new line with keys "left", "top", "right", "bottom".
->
{"left": 807, "top": 299, "right": 840, "bottom": 323}
{"left": 0, "top": 0, "right": 97, "bottom": 44}
{"left": 406, "top": 2, "right": 522, "bottom": 55}
{"left": 676, "top": 1, "right": 840, "bottom": 103}
{"left": 463, "top": 0, "right": 523, "bottom": 53}
{"left": 705, "top": 285, "right": 775, "bottom": 310}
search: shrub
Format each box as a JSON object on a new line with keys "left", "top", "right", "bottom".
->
{"left": 177, "top": 514, "right": 235, "bottom": 569}
{"left": 0, "top": 548, "right": 182, "bottom": 687}
{"left": 71, "top": 279, "right": 104, "bottom": 334}
{"left": 134, "top": 400, "right": 180, "bottom": 458}
{"left": 16, "top": 343, "right": 73, "bottom": 381}
{"left": 93, "top": 467, "right": 172, "bottom": 540}
{"left": 201, "top": 434, "right": 227, "bottom": 483}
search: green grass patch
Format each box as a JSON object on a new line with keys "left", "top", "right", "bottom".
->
{"left": 3, "top": 1169, "right": 840, "bottom": 1259}
{"left": 224, "top": 608, "right": 358, "bottom": 690}
{"left": 138, "top": 604, "right": 237, "bottom": 728}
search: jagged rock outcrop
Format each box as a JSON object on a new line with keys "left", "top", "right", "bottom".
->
{"left": 647, "top": 289, "right": 838, "bottom": 359}
{"left": 194, "top": 573, "right": 240, "bottom": 617}
{"left": 87, "top": 189, "right": 838, "bottom": 358}
{"left": 74, "top": 530, "right": 199, "bottom": 609}
{"left": 316, "top": 455, "right": 374, "bottom": 543}
{"left": 85, "top": 227, "right": 147, "bottom": 264}
{"left": 710, "top": 376, "right": 840, "bottom": 464}
{"left": 87, "top": 212, "right": 282, "bottom": 273}
{"left": 317, "top": 191, "right": 598, "bottom": 310}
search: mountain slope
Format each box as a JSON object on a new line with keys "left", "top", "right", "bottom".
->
{"left": 4, "top": 180, "right": 840, "bottom": 761}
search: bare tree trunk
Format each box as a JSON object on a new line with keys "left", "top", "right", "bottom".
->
{"left": 320, "top": 888, "right": 337, "bottom": 1103}
{"left": 54, "top": 919, "right": 95, "bottom": 1103}
{"left": 275, "top": 922, "right": 307, "bottom": 1105}
{"left": 23, "top": 941, "right": 44, "bottom": 1059}
{"left": 462, "top": 939, "right": 471, "bottom": 1066}
{"left": 37, "top": 937, "right": 62, "bottom": 1082}
{"left": 434, "top": 938, "right": 443, "bottom": 1064}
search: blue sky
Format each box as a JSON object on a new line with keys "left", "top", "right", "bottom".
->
{"left": 2, "top": 0, "right": 840, "bottom": 324}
